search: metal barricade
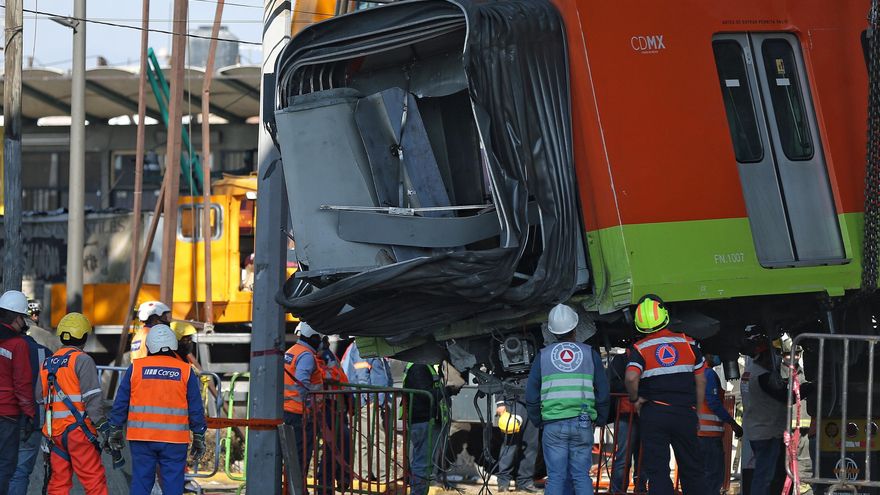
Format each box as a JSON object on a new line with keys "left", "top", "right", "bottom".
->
{"left": 223, "top": 371, "right": 249, "bottom": 493}
{"left": 294, "top": 383, "right": 435, "bottom": 495}
{"left": 786, "top": 333, "right": 880, "bottom": 494}
{"left": 593, "top": 393, "right": 736, "bottom": 494}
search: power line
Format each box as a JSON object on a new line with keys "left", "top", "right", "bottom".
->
{"left": 0, "top": 4, "right": 262, "bottom": 45}
{"left": 191, "top": 0, "right": 263, "bottom": 9}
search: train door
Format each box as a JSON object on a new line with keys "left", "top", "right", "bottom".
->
{"left": 713, "top": 33, "right": 844, "bottom": 267}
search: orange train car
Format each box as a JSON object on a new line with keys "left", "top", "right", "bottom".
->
{"left": 271, "top": 0, "right": 876, "bottom": 371}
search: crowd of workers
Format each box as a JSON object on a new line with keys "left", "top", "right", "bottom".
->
{"left": 0, "top": 288, "right": 810, "bottom": 494}
{"left": 0, "top": 291, "right": 205, "bottom": 495}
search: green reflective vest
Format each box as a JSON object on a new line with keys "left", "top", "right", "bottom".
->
{"left": 402, "top": 363, "right": 449, "bottom": 424}
{"left": 539, "top": 342, "right": 596, "bottom": 421}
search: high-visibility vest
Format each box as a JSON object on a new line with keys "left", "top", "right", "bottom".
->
{"left": 283, "top": 343, "right": 323, "bottom": 414}
{"left": 128, "top": 355, "right": 192, "bottom": 444}
{"left": 321, "top": 353, "right": 347, "bottom": 390}
{"left": 130, "top": 325, "right": 151, "bottom": 361}
{"left": 698, "top": 389, "right": 725, "bottom": 437}
{"left": 539, "top": 342, "right": 596, "bottom": 422}
{"left": 40, "top": 348, "right": 94, "bottom": 438}
{"left": 401, "top": 363, "right": 449, "bottom": 424}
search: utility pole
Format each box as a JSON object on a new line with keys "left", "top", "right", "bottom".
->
{"left": 247, "top": 0, "right": 290, "bottom": 491}
{"left": 129, "top": 0, "right": 151, "bottom": 314}
{"left": 160, "top": 0, "right": 189, "bottom": 303}
{"left": 200, "top": 0, "right": 225, "bottom": 327}
{"left": 3, "top": 0, "right": 23, "bottom": 291}
{"left": 65, "top": 0, "right": 87, "bottom": 312}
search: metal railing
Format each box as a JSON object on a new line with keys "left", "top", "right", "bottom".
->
{"left": 786, "top": 333, "right": 880, "bottom": 493}
{"left": 293, "top": 383, "right": 435, "bottom": 495}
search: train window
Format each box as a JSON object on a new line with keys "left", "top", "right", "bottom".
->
{"left": 713, "top": 41, "right": 764, "bottom": 163}
{"left": 178, "top": 204, "right": 222, "bottom": 241}
{"left": 761, "top": 39, "right": 814, "bottom": 160}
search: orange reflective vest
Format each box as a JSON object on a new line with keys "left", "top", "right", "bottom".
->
{"left": 127, "top": 355, "right": 192, "bottom": 444}
{"left": 40, "top": 348, "right": 94, "bottom": 438}
{"left": 698, "top": 388, "right": 725, "bottom": 437}
{"left": 283, "top": 343, "right": 323, "bottom": 414}
{"left": 130, "top": 326, "right": 151, "bottom": 361}
{"left": 321, "top": 356, "right": 347, "bottom": 390}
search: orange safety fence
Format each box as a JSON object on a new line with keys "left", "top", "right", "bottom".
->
{"left": 591, "top": 393, "right": 737, "bottom": 494}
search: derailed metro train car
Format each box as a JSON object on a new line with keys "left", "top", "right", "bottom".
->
{"left": 270, "top": 0, "right": 876, "bottom": 379}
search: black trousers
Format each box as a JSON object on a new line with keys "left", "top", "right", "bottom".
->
{"left": 639, "top": 403, "right": 707, "bottom": 495}
{"left": 496, "top": 411, "right": 539, "bottom": 486}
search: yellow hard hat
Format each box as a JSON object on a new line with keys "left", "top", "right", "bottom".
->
{"left": 57, "top": 313, "right": 92, "bottom": 340}
{"left": 170, "top": 321, "right": 197, "bottom": 340}
{"left": 634, "top": 294, "right": 669, "bottom": 333}
{"left": 498, "top": 411, "right": 523, "bottom": 435}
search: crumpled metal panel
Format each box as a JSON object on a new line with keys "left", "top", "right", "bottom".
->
{"left": 271, "top": 0, "right": 583, "bottom": 338}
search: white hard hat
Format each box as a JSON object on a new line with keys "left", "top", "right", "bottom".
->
{"left": 0, "top": 291, "right": 30, "bottom": 316}
{"left": 548, "top": 304, "right": 579, "bottom": 335}
{"left": 296, "top": 322, "right": 321, "bottom": 339}
{"left": 145, "top": 324, "right": 178, "bottom": 353}
{"left": 137, "top": 301, "right": 171, "bottom": 322}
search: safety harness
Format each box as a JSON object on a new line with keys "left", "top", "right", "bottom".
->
{"left": 43, "top": 349, "right": 101, "bottom": 461}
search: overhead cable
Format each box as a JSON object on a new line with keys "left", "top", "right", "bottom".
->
{"left": 0, "top": 4, "right": 261, "bottom": 45}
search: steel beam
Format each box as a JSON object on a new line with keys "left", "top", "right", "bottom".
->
{"left": 182, "top": 87, "right": 243, "bottom": 123}
{"left": 246, "top": 0, "right": 291, "bottom": 492}
{"left": 85, "top": 80, "right": 164, "bottom": 122}
{"left": 21, "top": 82, "right": 102, "bottom": 122}
{"left": 217, "top": 77, "right": 260, "bottom": 102}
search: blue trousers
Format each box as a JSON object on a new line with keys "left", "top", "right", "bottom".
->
{"left": 610, "top": 417, "right": 642, "bottom": 493}
{"left": 409, "top": 422, "right": 440, "bottom": 495}
{"left": 8, "top": 429, "right": 40, "bottom": 495}
{"left": 284, "top": 412, "right": 315, "bottom": 480}
{"left": 0, "top": 417, "right": 22, "bottom": 495}
{"left": 130, "top": 441, "right": 188, "bottom": 495}
{"left": 543, "top": 417, "right": 594, "bottom": 495}
{"left": 749, "top": 438, "right": 782, "bottom": 495}
{"left": 699, "top": 436, "right": 725, "bottom": 494}
{"left": 639, "top": 404, "right": 706, "bottom": 495}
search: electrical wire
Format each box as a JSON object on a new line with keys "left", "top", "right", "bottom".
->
{"left": 191, "top": 0, "right": 263, "bottom": 9}
{"left": 0, "top": 4, "right": 261, "bottom": 45}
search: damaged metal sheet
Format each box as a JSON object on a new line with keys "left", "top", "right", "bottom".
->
{"left": 272, "top": 0, "right": 585, "bottom": 338}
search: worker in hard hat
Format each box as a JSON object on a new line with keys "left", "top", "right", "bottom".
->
{"left": 698, "top": 351, "right": 743, "bottom": 494}
{"left": 742, "top": 331, "right": 798, "bottom": 495}
{"left": 283, "top": 322, "right": 325, "bottom": 479}
{"left": 108, "top": 324, "right": 207, "bottom": 495}
{"left": 403, "top": 362, "right": 451, "bottom": 495}
{"left": 0, "top": 290, "right": 37, "bottom": 492}
{"left": 40, "top": 313, "right": 111, "bottom": 495}
{"left": 525, "top": 303, "right": 609, "bottom": 495}
{"left": 8, "top": 304, "right": 52, "bottom": 495}
{"left": 130, "top": 301, "right": 172, "bottom": 361}
{"left": 623, "top": 294, "right": 707, "bottom": 495}
{"left": 316, "top": 339, "right": 351, "bottom": 493}
{"left": 341, "top": 340, "right": 394, "bottom": 481}
{"left": 607, "top": 348, "right": 645, "bottom": 493}
{"left": 170, "top": 321, "right": 197, "bottom": 363}
{"left": 24, "top": 299, "right": 60, "bottom": 352}
{"left": 495, "top": 395, "right": 539, "bottom": 492}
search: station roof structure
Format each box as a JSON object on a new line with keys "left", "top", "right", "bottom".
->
{"left": 0, "top": 65, "right": 261, "bottom": 124}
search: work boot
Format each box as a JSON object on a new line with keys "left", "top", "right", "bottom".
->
{"left": 517, "top": 481, "right": 539, "bottom": 493}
